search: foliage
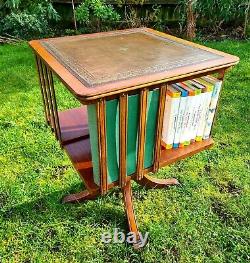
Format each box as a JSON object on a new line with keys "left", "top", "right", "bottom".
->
{"left": 0, "top": 40, "right": 249, "bottom": 262}
{"left": 0, "top": 0, "right": 60, "bottom": 39}
{"left": 177, "top": 0, "right": 247, "bottom": 38}
{"left": 123, "top": 4, "right": 164, "bottom": 30}
{"left": 194, "top": 0, "right": 245, "bottom": 24}
{"left": 75, "top": 0, "right": 120, "bottom": 33}
{"left": 114, "top": 0, "right": 146, "bottom": 6}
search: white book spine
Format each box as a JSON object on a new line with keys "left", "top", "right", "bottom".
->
{"left": 173, "top": 96, "right": 187, "bottom": 147}
{"left": 190, "top": 93, "right": 202, "bottom": 140}
{"left": 180, "top": 95, "right": 195, "bottom": 144}
{"left": 162, "top": 95, "right": 180, "bottom": 148}
{"left": 203, "top": 81, "right": 222, "bottom": 139}
{"left": 196, "top": 91, "right": 213, "bottom": 140}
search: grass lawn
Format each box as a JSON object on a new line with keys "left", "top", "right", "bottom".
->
{"left": 0, "top": 39, "right": 249, "bottom": 263}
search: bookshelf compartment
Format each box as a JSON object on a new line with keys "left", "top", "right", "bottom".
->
{"left": 59, "top": 107, "right": 214, "bottom": 192}
{"left": 58, "top": 107, "right": 89, "bottom": 145}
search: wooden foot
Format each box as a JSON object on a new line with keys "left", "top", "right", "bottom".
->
{"left": 122, "top": 180, "right": 147, "bottom": 249}
{"left": 135, "top": 174, "right": 180, "bottom": 189}
{"left": 62, "top": 189, "right": 98, "bottom": 204}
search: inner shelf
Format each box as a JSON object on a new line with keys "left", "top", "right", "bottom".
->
{"left": 59, "top": 107, "right": 214, "bottom": 191}
{"left": 59, "top": 107, "right": 89, "bottom": 145}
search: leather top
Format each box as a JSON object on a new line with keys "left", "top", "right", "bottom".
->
{"left": 40, "top": 28, "right": 222, "bottom": 88}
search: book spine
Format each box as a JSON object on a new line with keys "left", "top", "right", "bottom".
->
{"left": 203, "top": 80, "right": 222, "bottom": 139}
{"left": 179, "top": 95, "right": 194, "bottom": 146}
{"left": 162, "top": 95, "right": 180, "bottom": 149}
{"left": 173, "top": 96, "right": 187, "bottom": 148}
{"left": 190, "top": 92, "right": 202, "bottom": 141}
{"left": 196, "top": 90, "right": 213, "bottom": 141}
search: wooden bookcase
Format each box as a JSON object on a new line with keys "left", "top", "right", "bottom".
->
{"left": 30, "top": 28, "right": 239, "bottom": 248}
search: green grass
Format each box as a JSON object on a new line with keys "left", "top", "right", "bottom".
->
{"left": 0, "top": 40, "right": 249, "bottom": 263}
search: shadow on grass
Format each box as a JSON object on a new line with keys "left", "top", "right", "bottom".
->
{"left": 0, "top": 185, "right": 128, "bottom": 230}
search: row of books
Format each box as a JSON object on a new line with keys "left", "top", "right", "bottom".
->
{"left": 162, "top": 75, "right": 222, "bottom": 149}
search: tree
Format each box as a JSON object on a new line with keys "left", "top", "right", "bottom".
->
{"left": 186, "top": 0, "right": 197, "bottom": 40}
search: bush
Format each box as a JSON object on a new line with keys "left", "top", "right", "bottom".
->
{"left": 75, "top": 0, "right": 120, "bottom": 33}
{"left": 0, "top": 0, "right": 60, "bottom": 39}
{"left": 2, "top": 12, "right": 48, "bottom": 39}
{"left": 177, "top": 0, "right": 247, "bottom": 39}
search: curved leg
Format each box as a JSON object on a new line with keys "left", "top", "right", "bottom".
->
{"left": 62, "top": 189, "right": 98, "bottom": 204}
{"left": 122, "top": 180, "right": 147, "bottom": 249}
{"left": 135, "top": 174, "right": 180, "bottom": 189}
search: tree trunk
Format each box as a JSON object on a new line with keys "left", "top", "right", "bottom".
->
{"left": 186, "top": 0, "right": 196, "bottom": 40}
{"left": 71, "top": 0, "right": 77, "bottom": 31}
{"left": 243, "top": 1, "right": 250, "bottom": 38}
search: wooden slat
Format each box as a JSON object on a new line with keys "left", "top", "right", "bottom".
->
{"left": 48, "top": 68, "right": 62, "bottom": 144}
{"left": 96, "top": 99, "right": 108, "bottom": 195}
{"left": 36, "top": 56, "right": 50, "bottom": 124}
{"left": 39, "top": 61, "right": 55, "bottom": 133}
{"left": 210, "top": 69, "right": 226, "bottom": 137}
{"left": 119, "top": 93, "right": 128, "bottom": 188}
{"left": 43, "top": 64, "right": 58, "bottom": 139}
{"left": 153, "top": 84, "right": 167, "bottom": 172}
{"left": 136, "top": 88, "right": 148, "bottom": 181}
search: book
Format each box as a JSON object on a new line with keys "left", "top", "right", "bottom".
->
{"left": 202, "top": 76, "right": 223, "bottom": 139}
{"left": 185, "top": 80, "right": 203, "bottom": 142}
{"left": 176, "top": 82, "right": 196, "bottom": 146}
{"left": 194, "top": 78, "right": 214, "bottom": 141}
{"left": 162, "top": 86, "right": 181, "bottom": 149}
{"left": 172, "top": 84, "right": 188, "bottom": 148}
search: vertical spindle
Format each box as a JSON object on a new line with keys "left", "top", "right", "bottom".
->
{"left": 96, "top": 99, "right": 108, "bottom": 195}
{"left": 210, "top": 69, "right": 226, "bottom": 137}
{"left": 35, "top": 56, "right": 50, "bottom": 124}
{"left": 153, "top": 84, "right": 167, "bottom": 173}
{"left": 47, "top": 68, "right": 62, "bottom": 144}
{"left": 136, "top": 88, "right": 148, "bottom": 180}
{"left": 119, "top": 93, "right": 128, "bottom": 188}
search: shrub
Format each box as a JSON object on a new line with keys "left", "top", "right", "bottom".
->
{"left": 177, "top": 0, "right": 247, "bottom": 39}
{"left": 75, "top": 0, "right": 120, "bottom": 33}
{"left": 0, "top": 0, "right": 60, "bottom": 39}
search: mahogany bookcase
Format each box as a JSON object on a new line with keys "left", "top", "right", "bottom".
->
{"left": 29, "top": 28, "right": 239, "bottom": 248}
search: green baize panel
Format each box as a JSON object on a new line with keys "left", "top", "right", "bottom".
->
{"left": 87, "top": 89, "right": 159, "bottom": 186}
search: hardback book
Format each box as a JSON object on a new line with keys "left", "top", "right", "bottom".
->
{"left": 194, "top": 77, "right": 214, "bottom": 141}
{"left": 176, "top": 82, "right": 196, "bottom": 147}
{"left": 202, "top": 76, "right": 223, "bottom": 139}
{"left": 162, "top": 86, "right": 181, "bottom": 149}
{"left": 172, "top": 84, "right": 188, "bottom": 148}
{"left": 185, "top": 80, "right": 203, "bottom": 142}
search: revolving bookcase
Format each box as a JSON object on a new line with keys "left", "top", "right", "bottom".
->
{"left": 29, "top": 28, "right": 239, "bottom": 248}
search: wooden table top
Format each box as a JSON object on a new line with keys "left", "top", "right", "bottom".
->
{"left": 29, "top": 28, "right": 239, "bottom": 102}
